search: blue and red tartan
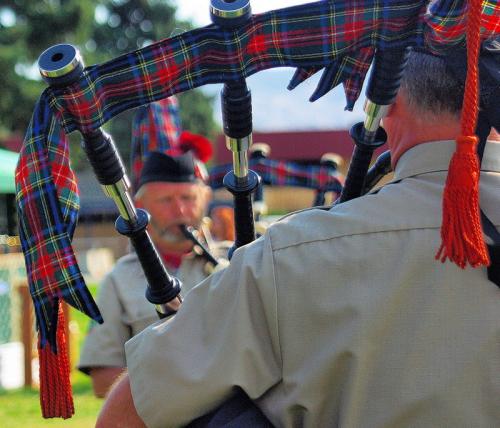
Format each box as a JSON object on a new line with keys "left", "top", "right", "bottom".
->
{"left": 15, "top": 0, "right": 500, "bottom": 374}
{"left": 209, "top": 159, "right": 344, "bottom": 194}
{"left": 130, "top": 96, "right": 182, "bottom": 191}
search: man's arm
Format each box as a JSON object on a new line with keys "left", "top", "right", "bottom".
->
{"left": 90, "top": 367, "right": 125, "bottom": 398}
{"left": 78, "top": 272, "right": 131, "bottom": 397}
{"left": 121, "top": 234, "right": 281, "bottom": 427}
{"left": 96, "top": 372, "right": 146, "bottom": 428}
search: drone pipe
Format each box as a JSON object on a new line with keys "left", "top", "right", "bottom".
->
{"left": 38, "top": 44, "right": 182, "bottom": 318}
{"left": 211, "top": 0, "right": 260, "bottom": 258}
{"left": 338, "top": 48, "right": 410, "bottom": 204}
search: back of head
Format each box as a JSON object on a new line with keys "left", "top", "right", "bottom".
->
{"left": 400, "top": 50, "right": 464, "bottom": 122}
{"left": 402, "top": 37, "right": 500, "bottom": 132}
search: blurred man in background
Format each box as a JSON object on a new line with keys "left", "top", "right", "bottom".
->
{"left": 78, "top": 99, "right": 229, "bottom": 398}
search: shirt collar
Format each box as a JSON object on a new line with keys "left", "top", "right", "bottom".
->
{"left": 393, "top": 140, "right": 500, "bottom": 182}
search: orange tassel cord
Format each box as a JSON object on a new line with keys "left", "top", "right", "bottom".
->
{"left": 38, "top": 301, "right": 74, "bottom": 419}
{"left": 436, "top": 0, "right": 490, "bottom": 269}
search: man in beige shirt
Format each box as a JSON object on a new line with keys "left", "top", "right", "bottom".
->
{"left": 78, "top": 149, "right": 229, "bottom": 398}
{"left": 97, "top": 46, "right": 500, "bottom": 427}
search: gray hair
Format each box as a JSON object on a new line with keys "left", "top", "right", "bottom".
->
{"left": 400, "top": 50, "right": 464, "bottom": 119}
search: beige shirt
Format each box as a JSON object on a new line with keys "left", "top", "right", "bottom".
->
{"left": 78, "top": 242, "right": 229, "bottom": 373}
{"left": 126, "top": 141, "right": 500, "bottom": 428}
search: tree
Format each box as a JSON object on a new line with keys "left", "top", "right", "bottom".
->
{"left": 0, "top": 0, "right": 96, "bottom": 138}
{"left": 87, "top": 0, "right": 218, "bottom": 167}
{"left": 0, "top": 0, "right": 218, "bottom": 170}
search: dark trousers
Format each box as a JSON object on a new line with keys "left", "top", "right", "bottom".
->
{"left": 186, "top": 388, "right": 274, "bottom": 428}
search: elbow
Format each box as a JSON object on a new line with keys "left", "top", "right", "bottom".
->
{"left": 93, "top": 387, "right": 107, "bottom": 399}
{"left": 90, "top": 367, "right": 125, "bottom": 399}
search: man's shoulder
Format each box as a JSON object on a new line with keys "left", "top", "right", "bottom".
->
{"left": 106, "top": 252, "right": 143, "bottom": 280}
{"left": 266, "top": 178, "right": 442, "bottom": 252}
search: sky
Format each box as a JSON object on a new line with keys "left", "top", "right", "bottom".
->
{"left": 175, "top": 1, "right": 310, "bottom": 27}
{"left": 173, "top": 0, "right": 367, "bottom": 131}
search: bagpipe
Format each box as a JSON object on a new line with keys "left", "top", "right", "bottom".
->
{"left": 208, "top": 147, "right": 345, "bottom": 221}
{"left": 15, "top": 0, "right": 499, "bottom": 419}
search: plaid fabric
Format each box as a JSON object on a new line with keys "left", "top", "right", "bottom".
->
{"left": 209, "top": 159, "right": 344, "bottom": 193}
{"left": 287, "top": 46, "right": 375, "bottom": 110}
{"left": 15, "top": 0, "right": 500, "bottom": 351}
{"left": 15, "top": 92, "right": 102, "bottom": 348}
{"left": 130, "top": 97, "right": 182, "bottom": 191}
{"left": 47, "top": 0, "right": 500, "bottom": 134}
{"left": 425, "top": 0, "right": 499, "bottom": 50}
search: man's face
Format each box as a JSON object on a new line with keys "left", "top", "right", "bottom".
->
{"left": 136, "top": 181, "right": 210, "bottom": 255}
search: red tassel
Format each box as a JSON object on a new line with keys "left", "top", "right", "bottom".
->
{"left": 38, "top": 303, "right": 74, "bottom": 419}
{"left": 436, "top": 136, "right": 490, "bottom": 268}
{"left": 436, "top": 0, "right": 490, "bottom": 269}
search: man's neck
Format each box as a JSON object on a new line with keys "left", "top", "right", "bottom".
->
{"left": 384, "top": 97, "right": 461, "bottom": 167}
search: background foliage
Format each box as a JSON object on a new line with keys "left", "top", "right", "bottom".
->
{"left": 0, "top": 0, "right": 218, "bottom": 169}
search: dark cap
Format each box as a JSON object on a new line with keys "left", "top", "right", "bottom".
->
{"left": 138, "top": 151, "right": 198, "bottom": 188}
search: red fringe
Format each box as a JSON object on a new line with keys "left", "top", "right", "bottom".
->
{"left": 436, "top": 136, "right": 489, "bottom": 268}
{"left": 38, "top": 304, "right": 74, "bottom": 419}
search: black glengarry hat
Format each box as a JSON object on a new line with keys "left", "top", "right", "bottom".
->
{"left": 138, "top": 151, "right": 198, "bottom": 187}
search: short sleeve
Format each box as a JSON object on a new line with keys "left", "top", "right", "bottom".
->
{"left": 126, "top": 234, "right": 282, "bottom": 428}
{"left": 78, "top": 273, "right": 131, "bottom": 373}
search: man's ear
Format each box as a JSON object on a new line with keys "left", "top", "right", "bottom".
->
{"left": 133, "top": 184, "right": 146, "bottom": 209}
{"left": 134, "top": 194, "right": 144, "bottom": 209}
{"left": 202, "top": 185, "right": 213, "bottom": 208}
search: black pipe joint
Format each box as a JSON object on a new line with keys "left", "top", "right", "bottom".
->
{"left": 362, "top": 150, "right": 392, "bottom": 195}
{"left": 224, "top": 170, "right": 260, "bottom": 256}
{"left": 350, "top": 122, "right": 387, "bottom": 152}
{"left": 81, "top": 130, "right": 125, "bottom": 185}
{"left": 115, "top": 209, "right": 182, "bottom": 304}
{"left": 366, "top": 47, "right": 411, "bottom": 106}
{"left": 223, "top": 169, "right": 260, "bottom": 195}
{"left": 338, "top": 123, "right": 387, "bottom": 203}
{"left": 221, "top": 81, "right": 253, "bottom": 139}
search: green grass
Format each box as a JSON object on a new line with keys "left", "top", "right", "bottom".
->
{"left": 0, "top": 377, "right": 102, "bottom": 427}
{"left": 0, "top": 285, "right": 103, "bottom": 427}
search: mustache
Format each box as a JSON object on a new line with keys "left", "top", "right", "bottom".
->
{"left": 149, "top": 219, "right": 193, "bottom": 243}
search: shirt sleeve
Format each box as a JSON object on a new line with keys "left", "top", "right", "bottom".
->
{"left": 78, "top": 272, "right": 131, "bottom": 373}
{"left": 125, "top": 233, "right": 282, "bottom": 428}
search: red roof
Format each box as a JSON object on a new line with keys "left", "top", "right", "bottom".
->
{"left": 0, "top": 133, "right": 23, "bottom": 152}
{"left": 214, "top": 129, "right": 386, "bottom": 164}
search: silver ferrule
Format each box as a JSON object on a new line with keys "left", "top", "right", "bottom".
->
{"left": 155, "top": 295, "right": 183, "bottom": 316}
{"left": 363, "top": 99, "right": 391, "bottom": 135}
{"left": 102, "top": 177, "right": 138, "bottom": 223}
{"left": 210, "top": 1, "right": 251, "bottom": 20}
{"left": 226, "top": 135, "right": 252, "bottom": 178}
{"left": 39, "top": 47, "right": 83, "bottom": 79}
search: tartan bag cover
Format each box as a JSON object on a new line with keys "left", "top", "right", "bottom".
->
{"left": 209, "top": 158, "right": 344, "bottom": 193}
{"left": 14, "top": 0, "right": 500, "bottom": 418}
{"left": 130, "top": 96, "right": 182, "bottom": 191}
